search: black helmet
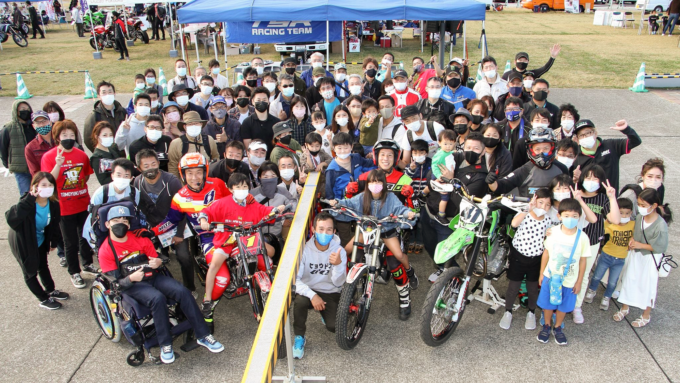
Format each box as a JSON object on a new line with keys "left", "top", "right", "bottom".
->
{"left": 372, "top": 139, "right": 401, "bottom": 167}
{"left": 526, "top": 127, "right": 556, "bottom": 169}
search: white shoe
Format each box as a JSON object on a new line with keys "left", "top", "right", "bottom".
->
{"left": 428, "top": 268, "right": 444, "bottom": 283}
{"left": 525, "top": 311, "right": 536, "bottom": 330}
{"left": 584, "top": 288, "right": 596, "bottom": 304}
{"left": 573, "top": 307, "right": 584, "bottom": 324}
{"left": 600, "top": 297, "right": 610, "bottom": 311}
{"left": 499, "top": 311, "right": 512, "bottom": 330}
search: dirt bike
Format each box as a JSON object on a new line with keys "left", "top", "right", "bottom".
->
{"left": 321, "top": 200, "right": 417, "bottom": 350}
{"left": 0, "top": 16, "right": 28, "bottom": 47}
{"left": 83, "top": 10, "right": 105, "bottom": 32}
{"left": 419, "top": 178, "right": 529, "bottom": 347}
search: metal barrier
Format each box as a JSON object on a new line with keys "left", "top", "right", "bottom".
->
{"left": 0, "top": 70, "right": 90, "bottom": 76}
{"left": 242, "top": 172, "right": 325, "bottom": 383}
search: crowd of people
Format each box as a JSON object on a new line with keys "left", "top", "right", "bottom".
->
{"left": 0, "top": 48, "right": 673, "bottom": 362}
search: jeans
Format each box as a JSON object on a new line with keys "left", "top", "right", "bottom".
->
{"left": 123, "top": 274, "right": 210, "bottom": 347}
{"left": 59, "top": 210, "right": 93, "bottom": 275}
{"left": 21, "top": 242, "right": 55, "bottom": 301}
{"left": 663, "top": 13, "right": 679, "bottom": 34}
{"left": 14, "top": 172, "right": 32, "bottom": 196}
{"left": 588, "top": 251, "right": 626, "bottom": 298}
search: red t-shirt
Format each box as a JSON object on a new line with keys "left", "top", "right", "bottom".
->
{"left": 40, "top": 147, "right": 93, "bottom": 215}
{"left": 98, "top": 234, "right": 159, "bottom": 273}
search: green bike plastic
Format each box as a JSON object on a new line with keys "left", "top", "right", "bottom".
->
{"left": 434, "top": 215, "right": 478, "bottom": 264}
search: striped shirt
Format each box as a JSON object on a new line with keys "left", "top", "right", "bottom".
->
{"left": 581, "top": 193, "right": 610, "bottom": 245}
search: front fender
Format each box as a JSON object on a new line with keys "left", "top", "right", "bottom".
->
{"left": 434, "top": 227, "right": 475, "bottom": 265}
{"left": 345, "top": 263, "right": 368, "bottom": 284}
{"left": 252, "top": 271, "right": 272, "bottom": 294}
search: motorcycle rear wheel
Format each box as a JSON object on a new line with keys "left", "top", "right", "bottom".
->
{"left": 336, "top": 268, "right": 370, "bottom": 350}
{"left": 419, "top": 267, "right": 467, "bottom": 347}
{"left": 12, "top": 31, "right": 27, "bottom": 47}
{"left": 140, "top": 30, "right": 149, "bottom": 44}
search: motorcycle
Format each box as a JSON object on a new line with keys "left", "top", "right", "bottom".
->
{"left": 83, "top": 10, "right": 105, "bottom": 32}
{"left": 419, "top": 178, "right": 529, "bottom": 347}
{"left": 0, "top": 16, "right": 28, "bottom": 47}
{"left": 127, "top": 17, "right": 149, "bottom": 44}
{"left": 321, "top": 200, "right": 417, "bottom": 350}
{"left": 89, "top": 24, "right": 119, "bottom": 52}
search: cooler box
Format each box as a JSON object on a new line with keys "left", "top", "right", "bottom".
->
{"left": 380, "top": 36, "right": 391, "bottom": 48}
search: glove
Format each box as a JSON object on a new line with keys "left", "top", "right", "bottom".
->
{"left": 132, "top": 228, "right": 154, "bottom": 239}
{"left": 246, "top": 194, "right": 256, "bottom": 205}
{"left": 345, "top": 182, "right": 359, "bottom": 198}
{"left": 485, "top": 172, "right": 498, "bottom": 185}
{"left": 400, "top": 184, "right": 414, "bottom": 198}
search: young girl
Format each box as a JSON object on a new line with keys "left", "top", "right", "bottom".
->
{"left": 161, "top": 102, "right": 184, "bottom": 139}
{"left": 615, "top": 188, "right": 668, "bottom": 327}
{"left": 500, "top": 188, "right": 557, "bottom": 331}
{"left": 289, "top": 96, "right": 313, "bottom": 145}
{"left": 572, "top": 164, "right": 620, "bottom": 324}
{"left": 546, "top": 174, "right": 597, "bottom": 230}
{"left": 481, "top": 123, "right": 512, "bottom": 178}
{"left": 311, "top": 111, "right": 333, "bottom": 156}
{"left": 331, "top": 105, "right": 358, "bottom": 143}
{"left": 90, "top": 121, "right": 123, "bottom": 185}
{"left": 329, "top": 169, "right": 418, "bottom": 320}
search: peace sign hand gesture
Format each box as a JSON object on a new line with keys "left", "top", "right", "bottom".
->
{"left": 603, "top": 179, "right": 617, "bottom": 199}
{"left": 55, "top": 148, "right": 65, "bottom": 167}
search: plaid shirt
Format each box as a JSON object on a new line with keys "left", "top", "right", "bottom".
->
{"left": 228, "top": 105, "right": 256, "bottom": 121}
{"left": 289, "top": 118, "right": 313, "bottom": 144}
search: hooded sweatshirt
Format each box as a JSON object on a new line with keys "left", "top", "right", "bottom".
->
{"left": 83, "top": 100, "right": 128, "bottom": 152}
{"left": 115, "top": 114, "right": 148, "bottom": 154}
{"left": 0, "top": 100, "right": 36, "bottom": 173}
{"left": 296, "top": 235, "right": 347, "bottom": 299}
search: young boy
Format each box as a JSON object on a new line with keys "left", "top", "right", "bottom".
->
{"left": 649, "top": 10, "right": 660, "bottom": 34}
{"left": 358, "top": 99, "right": 380, "bottom": 155}
{"left": 293, "top": 212, "right": 347, "bottom": 359}
{"left": 555, "top": 138, "right": 578, "bottom": 169}
{"left": 301, "top": 132, "right": 333, "bottom": 197}
{"left": 537, "top": 198, "right": 591, "bottom": 345}
{"left": 311, "top": 111, "right": 333, "bottom": 157}
{"left": 430, "top": 129, "right": 457, "bottom": 223}
{"left": 404, "top": 139, "right": 432, "bottom": 256}
{"left": 198, "top": 173, "right": 285, "bottom": 314}
{"left": 584, "top": 198, "right": 634, "bottom": 310}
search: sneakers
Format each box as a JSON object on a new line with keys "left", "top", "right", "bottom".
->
{"left": 572, "top": 307, "right": 584, "bottom": 324}
{"left": 82, "top": 264, "right": 99, "bottom": 275}
{"left": 600, "top": 296, "right": 610, "bottom": 311}
{"left": 584, "top": 289, "right": 596, "bottom": 304}
{"left": 292, "top": 335, "right": 306, "bottom": 359}
{"left": 160, "top": 345, "right": 175, "bottom": 363}
{"left": 435, "top": 214, "right": 450, "bottom": 226}
{"left": 39, "top": 297, "right": 62, "bottom": 310}
{"left": 197, "top": 334, "right": 224, "bottom": 353}
{"left": 406, "top": 266, "right": 419, "bottom": 290}
{"left": 49, "top": 290, "right": 70, "bottom": 300}
{"left": 499, "top": 311, "right": 513, "bottom": 330}
{"left": 71, "top": 273, "right": 85, "bottom": 289}
{"left": 59, "top": 257, "right": 67, "bottom": 267}
{"left": 536, "top": 324, "right": 551, "bottom": 343}
{"left": 525, "top": 311, "right": 536, "bottom": 330}
{"left": 553, "top": 327, "right": 568, "bottom": 345}
{"left": 428, "top": 268, "right": 444, "bottom": 283}
{"left": 201, "top": 300, "right": 213, "bottom": 317}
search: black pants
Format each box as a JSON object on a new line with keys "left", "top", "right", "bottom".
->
{"left": 505, "top": 246, "right": 540, "bottom": 312}
{"left": 335, "top": 221, "right": 354, "bottom": 248}
{"left": 293, "top": 292, "right": 340, "bottom": 336}
{"left": 31, "top": 20, "right": 44, "bottom": 38}
{"left": 59, "top": 210, "right": 93, "bottom": 275}
{"left": 22, "top": 242, "right": 55, "bottom": 301}
{"left": 172, "top": 240, "right": 195, "bottom": 291}
{"left": 152, "top": 18, "right": 165, "bottom": 39}
{"left": 115, "top": 38, "right": 129, "bottom": 59}
{"left": 76, "top": 22, "right": 84, "bottom": 37}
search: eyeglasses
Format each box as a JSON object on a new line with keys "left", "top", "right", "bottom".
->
{"left": 281, "top": 84, "right": 294, "bottom": 88}
{"left": 211, "top": 105, "right": 227, "bottom": 110}
{"left": 505, "top": 108, "right": 521, "bottom": 112}
{"left": 578, "top": 130, "right": 595, "bottom": 139}
{"left": 175, "top": 91, "right": 188, "bottom": 96}
{"left": 146, "top": 125, "right": 163, "bottom": 130}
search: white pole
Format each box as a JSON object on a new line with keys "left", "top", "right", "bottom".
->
{"left": 179, "top": 23, "right": 186, "bottom": 60}
{"left": 222, "top": 22, "right": 227, "bottom": 64}
{"left": 326, "top": 20, "right": 329, "bottom": 70}
{"left": 420, "top": 20, "right": 423, "bottom": 53}
{"left": 212, "top": 31, "right": 218, "bottom": 60}
{"left": 41, "top": 10, "right": 47, "bottom": 35}
{"left": 463, "top": 21, "right": 467, "bottom": 60}
{"left": 169, "top": 3, "right": 175, "bottom": 50}
{"left": 449, "top": 24, "right": 453, "bottom": 61}
{"left": 91, "top": 11, "right": 98, "bottom": 52}
{"left": 638, "top": 0, "right": 648, "bottom": 34}
{"left": 195, "top": 29, "right": 200, "bottom": 64}
{"left": 341, "top": 20, "right": 345, "bottom": 62}
{"left": 481, "top": 20, "right": 486, "bottom": 58}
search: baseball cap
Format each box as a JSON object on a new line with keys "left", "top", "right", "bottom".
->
{"left": 393, "top": 69, "right": 409, "bottom": 79}
{"left": 107, "top": 205, "right": 133, "bottom": 222}
{"left": 334, "top": 63, "right": 346, "bottom": 70}
{"left": 282, "top": 57, "right": 297, "bottom": 65}
{"left": 209, "top": 96, "right": 227, "bottom": 107}
{"left": 400, "top": 105, "right": 420, "bottom": 120}
{"left": 312, "top": 66, "right": 326, "bottom": 76}
{"left": 508, "top": 72, "right": 523, "bottom": 82}
{"left": 445, "top": 65, "right": 461, "bottom": 76}
{"left": 522, "top": 71, "right": 536, "bottom": 79}
{"left": 449, "top": 57, "right": 464, "bottom": 66}
{"left": 515, "top": 52, "right": 529, "bottom": 61}
{"left": 574, "top": 119, "right": 595, "bottom": 134}
{"left": 31, "top": 110, "right": 49, "bottom": 121}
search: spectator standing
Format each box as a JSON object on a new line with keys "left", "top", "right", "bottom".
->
{"left": 0, "top": 100, "right": 36, "bottom": 195}
{"left": 83, "top": 81, "right": 127, "bottom": 152}
{"left": 71, "top": 5, "right": 83, "bottom": 37}
{"left": 26, "top": 1, "right": 44, "bottom": 39}
{"left": 111, "top": 11, "right": 129, "bottom": 61}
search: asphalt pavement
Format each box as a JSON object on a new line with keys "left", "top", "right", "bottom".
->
{"left": 0, "top": 89, "right": 678, "bottom": 382}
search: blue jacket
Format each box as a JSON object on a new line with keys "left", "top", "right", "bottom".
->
{"left": 301, "top": 67, "right": 333, "bottom": 88}
{"left": 335, "top": 80, "right": 349, "bottom": 98}
{"left": 334, "top": 192, "right": 416, "bottom": 232}
{"left": 441, "top": 85, "right": 476, "bottom": 111}
{"left": 325, "top": 153, "right": 375, "bottom": 200}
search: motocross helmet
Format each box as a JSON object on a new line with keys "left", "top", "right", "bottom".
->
{"left": 179, "top": 152, "right": 209, "bottom": 192}
{"left": 526, "top": 127, "right": 556, "bottom": 169}
{"left": 372, "top": 138, "right": 401, "bottom": 167}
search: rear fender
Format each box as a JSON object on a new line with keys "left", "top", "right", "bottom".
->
{"left": 346, "top": 263, "right": 368, "bottom": 284}
{"left": 434, "top": 227, "right": 475, "bottom": 264}
{"left": 252, "top": 271, "right": 272, "bottom": 293}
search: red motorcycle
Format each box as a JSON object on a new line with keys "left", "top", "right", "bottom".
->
{"left": 89, "top": 24, "right": 119, "bottom": 51}
{"left": 127, "top": 17, "right": 149, "bottom": 44}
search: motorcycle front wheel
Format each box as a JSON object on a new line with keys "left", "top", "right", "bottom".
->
{"left": 140, "top": 30, "right": 149, "bottom": 44}
{"left": 419, "top": 267, "right": 467, "bottom": 347}
{"left": 89, "top": 35, "right": 103, "bottom": 50}
{"left": 12, "top": 31, "right": 27, "bottom": 47}
{"left": 336, "top": 268, "right": 370, "bottom": 350}
{"left": 252, "top": 281, "right": 287, "bottom": 359}
{"left": 83, "top": 23, "right": 91, "bottom": 32}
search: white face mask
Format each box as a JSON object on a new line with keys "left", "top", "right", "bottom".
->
{"left": 177, "top": 67, "right": 187, "bottom": 77}
{"left": 100, "top": 136, "right": 114, "bottom": 147}
{"left": 233, "top": 189, "right": 249, "bottom": 201}
{"left": 312, "top": 62, "right": 323, "bottom": 68}
{"left": 201, "top": 85, "right": 214, "bottom": 95}
{"left": 336, "top": 152, "right": 350, "bottom": 160}
{"left": 256, "top": 66, "right": 264, "bottom": 75}
{"left": 557, "top": 156, "right": 574, "bottom": 168}
{"left": 101, "top": 94, "right": 115, "bottom": 105}
{"left": 135, "top": 83, "right": 145, "bottom": 90}
{"left": 186, "top": 125, "right": 202, "bottom": 138}
{"left": 406, "top": 121, "right": 421, "bottom": 131}
{"left": 38, "top": 186, "right": 54, "bottom": 198}
{"left": 413, "top": 155, "right": 426, "bottom": 164}
{"left": 620, "top": 216, "right": 631, "bottom": 224}
{"left": 553, "top": 191, "right": 570, "bottom": 201}
{"left": 313, "top": 123, "right": 326, "bottom": 131}
{"left": 146, "top": 129, "right": 162, "bottom": 142}
{"left": 638, "top": 206, "right": 652, "bottom": 216}
{"left": 428, "top": 88, "right": 442, "bottom": 99}
{"left": 533, "top": 208, "right": 547, "bottom": 217}
{"left": 583, "top": 180, "right": 600, "bottom": 193}
{"left": 264, "top": 82, "right": 277, "bottom": 93}
{"left": 523, "top": 79, "right": 533, "bottom": 89}
{"left": 146, "top": 77, "right": 156, "bottom": 84}
{"left": 485, "top": 69, "right": 497, "bottom": 79}
{"left": 175, "top": 95, "right": 189, "bottom": 106}
{"left": 579, "top": 135, "right": 596, "bottom": 149}
{"left": 48, "top": 112, "right": 60, "bottom": 123}
{"left": 335, "top": 117, "right": 348, "bottom": 126}
{"left": 349, "top": 85, "right": 362, "bottom": 95}
{"left": 385, "top": 86, "right": 395, "bottom": 94}
{"left": 532, "top": 122, "right": 549, "bottom": 129}
{"left": 335, "top": 73, "right": 346, "bottom": 82}
{"left": 561, "top": 119, "right": 575, "bottom": 132}
{"left": 250, "top": 155, "right": 266, "bottom": 166}
{"left": 394, "top": 82, "right": 407, "bottom": 91}
{"left": 112, "top": 177, "right": 130, "bottom": 191}
{"left": 280, "top": 168, "right": 295, "bottom": 181}
{"left": 151, "top": 100, "right": 159, "bottom": 109}
{"left": 321, "top": 90, "right": 334, "bottom": 100}
{"left": 136, "top": 106, "right": 151, "bottom": 116}
{"left": 212, "top": 67, "right": 220, "bottom": 75}
{"left": 643, "top": 178, "right": 662, "bottom": 190}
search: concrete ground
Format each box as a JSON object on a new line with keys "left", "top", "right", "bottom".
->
{"left": 0, "top": 89, "right": 678, "bottom": 382}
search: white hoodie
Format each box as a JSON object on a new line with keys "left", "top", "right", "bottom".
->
{"left": 296, "top": 235, "right": 347, "bottom": 300}
{"left": 115, "top": 114, "right": 147, "bottom": 154}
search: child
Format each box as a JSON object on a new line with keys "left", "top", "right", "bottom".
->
{"left": 572, "top": 164, "right": 620, "bottom": 324}
{"left": 555, "top": 138, "right": 578, "bottom": 169}
{"left": 198, "top": 173, "right": 285, "bottom": 314}
{"left": 500, "top": 189, "right": 557, "bottom": 331}
{"left": 649, "top": 11, "right": 660, "bottom": 34}
{"left": 292, "top": 212, "right": 347, "bottom": 359}
{"left": 430, "top": 129, "right": 457, "bottom": 223}
{"left": 358, "top": 99, "right": 380, "bottom": 155}
{"left": 615, "top": 189, "right": 668, "bottom": 327}
{"left": 404, "top": 139, "right": 432, "bottom": 255}
{"left": 301, "top": 132, "right": 333, "bottom": 198}
{"left": 546, "top": 174, "right": 597, "bottom": 230}
{"left": 311, "top": 111, "right": 333, "bottom": 157}
{"left": 329, "top": 169, "right": 418, "bottom": 320}
{"left": 537, "top": 198, "right": 591, "bottom": 345}
{"left": 584, "top": 198, "right": 634, "bottom": 311}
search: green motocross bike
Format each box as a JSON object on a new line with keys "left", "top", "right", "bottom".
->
{"left": 419, "top": 178, "right": 529, "bottom": 347}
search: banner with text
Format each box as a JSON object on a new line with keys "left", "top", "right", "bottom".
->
{"left": 225, "top": 20, "right": 342, "bottom": 43}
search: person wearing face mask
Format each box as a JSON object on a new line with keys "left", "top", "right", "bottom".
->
{"left": 207, "top": 59, "right": 229, "bottom": 90}
{"left": 375, "top": 52, "right": 395, "bottom": 83}
{"left": 42, "top": 101, "right": 66, "bottom": 125}
{"left": 376, "top": 95, "right": 404, "bottom": 143}
{"left": 333, "top": 63, "right": 349, "bottom": 98}
{"left": 250, "top": 162, "right": 296, "bottom": 239}
{"left": 554, "top": 104, "right": 580, "bottom": 141}
{"left": 571, "top": 119, "right": 641, "bottom": 192}
{"left": 300, "top": 131, "right": 333, "bottom": 193}
{"left": 167, "top": 84, "right": 210, "bottom": 122}
{"left": 1, "top": 100, "right": 36, "bottom": 195}
{"left": 190, "top": 76, "right": 216, "bottom": 110}
{"left": 270, "top": 74, "right": 307, "bottom": 122}
{"left": 361, "top": 57, "right": 383, "bottom": 102}
{"left": 522, "top": 79, "right": 560, "bottom": 129}
{"left": 313, "top": 76, "right": 346, "bottom": 122}
{"left": 439, "top": 65, "right": 476, "bottom": 112}
{"left": 449, "top": 108, "right": 473, "bottom": 152}
{"left": 145, "top": 88, "right": 164, "bottom": 115}
{"left": 228, "top": 86, "right": 256, "bottom": 125}
{"left": 83, "top": 81, "right": 128, "bottom": 152}
{"left": 142, "top": 68, "right": 164, "bottom": 104}
{"left": 167, "top": 59, "right": 198, "bottom": 90}
{"left": 619, "top": 158, "right": 668, "bottom": 220}
{"left": 501, "top": 46, "right": 561, "bottom": 81}
{"left": 160, "top": 102, "right": 184, "bottom": 139}
{"left": 466, "top": 99, "right": 489, "bottom": 132}
{"left": 343, "top": 96, "right": 364, "bottom": 130}
{"left": 403, "top": 139, "right": 431, "bottom": 255}
{"left": 261, "top": 71, "right": 280, "bottom": 103}
{"left": 25, "top": 111, "right": 57, "bottom": 178}
{"left": 128, "top": 116, "right": 172, "bottom": 172}
{"left": 398, "top": 105, "right": 445, "bottom": 167}
{"left": 41, "top": 120, "right": 95, "bottom": 289}
{"left": 416, "top": 77, "right": 455, "bottom": 130}
{"left": 341, "top": 74, "right": 371, "bottom": 105}
{"left": 209, "top": 141, "right": 253, "bottom": 187}
{"left": 126, "top": 74, "right": 150, "bottom": 115}
{"left": 202, "top": 96, "right": 241, "bottom": 159}
{"left": 472, "top": 56, "right": 508, "bottom": 103}
{"left": 389, "top": 70, "right": 421, "bottom": 118}
{"left": 512, "top": 108, "right": 553, "bottom": 169}
{"left": 240, "top": 87, "right": 280, "bottom": 155}
{"left": 521, "top": 71, "right": 536, "bottom": 97}
{"left": 116, "top": 94, "right": 152, "bottom": 155}
{"left": 269, "top": 122, "right": 303, "bottom": 174}
{"left": 305, "top": 66, "right": 329, "bottom": 111}
{"left": 285, "top": 96, "right": 313, "bottom": 144}
{"left": 481, "top": 123, "right": 513, "bottom": 179}
{"left": 300, "top": 52, "right": 332, "bottom": 88}
{"left": 493, "top": 72, "right": 531, "bottom": 122}
{"left": 244, "top": 140, "right": 269, "bottom": 187}
{"left": 281, "top": 57, "right": 308, "bottom": 96}
{"left": 6, "top": 172, "right": 69, "bottom": 310}
{"left": 497, "top": 97, "right": 529, "bottom": 156}
{"left": 167, "top": 111, "right": 218, "bottom": 181}
{"left": 411, "top": 56, "right": 439, "bottom": 99}
{"left": 90, "top": 122, "right": 124, "bottom": 185}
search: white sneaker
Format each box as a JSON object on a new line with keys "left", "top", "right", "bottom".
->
{"left": 525, "top": 311, "right": 536, "bottom": 330}
{"left": 612, "top": 290, "right": 620, "bottom": 299}
{"left": 573, "top": 307, "right": 584, "bottom": 324}
{"left": 600, "top": 297, "right": 610, "bottom": 311}
{"left": 428, "top": 268, "right": 444, "bottom": 283}
{"left": 499, "top": 311, "right": 512, "bottom": 330}
{"left": 584, "top": 288, "right": 597, "bottom": 304}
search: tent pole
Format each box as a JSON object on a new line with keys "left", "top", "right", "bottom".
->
{"left": 420, "top": 20, "right": 423, "bottom": 53}
{"left": 342, "top": 20, "right": 345, "bottom": 62}
{"left": 463, "top": 21, "right": 467, "bottom": 60}
{"left": 438, "top": 21, "right": 445, "bottom": 73}
{"left": 223, "top": 22, "right": 227, "bottom": 64}
{"left": 169, "top": 3, "right": 175, "bottom": 50}
{"left": 481, "top": 20, "right": 486, "bottom": 58}
{"left": 450, "top": 22, "right": 453, "bottom": 62}
{"left": 195, "top": 29, "right": 200, "bottom": 65}
{"left": 213, "top": 31, "right": 218, "bottom": 60}
{"left": 638, "top": 0, "right": 647, "bottom": 34}
{"left": 179, "top": 23, "right": 186, "bottom": 61}
{"left": 326, "top": 20, "right": 329, "bottom": 70}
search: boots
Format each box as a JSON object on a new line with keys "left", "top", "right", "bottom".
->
{"left": 397, "top": 283, "right": 411, "bottom": 321}
{"left": 406, "top": 265, "right": 419, "bottom": 290}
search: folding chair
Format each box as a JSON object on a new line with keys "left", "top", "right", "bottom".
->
{"left": 624, "top": 12, "right": 636, "bottom": 28}
{"left": 611, "top": 12, "right": 625, "bottom": 28}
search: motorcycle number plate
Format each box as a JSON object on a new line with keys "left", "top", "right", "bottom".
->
{"left": 239, "top": 234, "right": 261, "bottom": 257}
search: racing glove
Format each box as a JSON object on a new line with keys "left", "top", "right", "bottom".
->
{"left": 400, "top": 184, "right": 414, "bottom": 198}
{"left": 246, "top": 194, "right": 256, "bottom": 205}
{"left": 345, "top": 182, "right": 359, "bottom": 198}
{"left": 485, "top": 172, "right": 498, "bottom": 185}
{"left": 132, "top": 228, "right": 154, "bottom": 239}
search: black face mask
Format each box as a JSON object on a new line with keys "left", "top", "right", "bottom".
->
{"left": 308, "top": 149, "right": 320, "bottom": 157}
{"left": 236, "top": 97, "right": 250, "bottom": 108}
{"left": 60, "top": 138, "right": 76, "bottom": 150}
{"left": 224, "top": 158, "right": 241, "bottom": 169}
{"left": 285, "top": 67, "right": 296, "bottom": 75}
{"left": 365, "top": 69, "right": 377, "bottom": 78}
{"left": 18, "top": 110, "right": 31, "bottom": 121}
{"left": 111, "top": 223, "right": 129, "bottom": 238}
{"left": 142, "top": 168, "right": 159, "bottom": 179}
{"left": 471, "top": 115, "right": 484, "bottom": 125}
{"left": 279, "top": 135, "right": 292, "bottom": 145}
{"left": 533, "top": 90, "right": 548, "bottom": 102}
{"left": 482, "top": 137, "right": 500, "bottom": 148}
{"left": 453, "top": 124, "right": 468, "bottom": 135}
{"left": 464, "top": 150, "right": 480, "bottom": 165}
{"left": 447, "top": 78, "right": 461, "bottom": 89}
{"left": 254, "top": 101, "right": 269, "bottom": 113}
{"left": 261, "top": 177, "right": 278, "bottom": 199}
{"left": 516, "top": 61, "right": 528, "bottom": 70}
{"left": 246, "top": 79, "right": 258, "bottom": 87}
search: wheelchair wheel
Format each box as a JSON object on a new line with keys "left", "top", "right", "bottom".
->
{"left": 90, "top": 280, "right": 121, "bottom": 342}
{"left": 126, "top": 349, "right": 145, "bottom": 367}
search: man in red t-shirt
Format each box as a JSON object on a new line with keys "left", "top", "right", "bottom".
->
{"left": 99, "top": 205, "right": 224, "bottom": 363}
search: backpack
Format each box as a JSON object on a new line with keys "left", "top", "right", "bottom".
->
{"left": 88, "top": 185, "right": 142, "bottom": 249}
{"left": 390, "top": 123, "right": 403, "bottom": 140}
{"left": 180, "top": 134, "right": 212, "bottom": 159}
{"left": 406, "top": 121, "right": 437, "bottom": 145}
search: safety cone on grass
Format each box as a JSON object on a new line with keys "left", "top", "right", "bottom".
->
{"left": 504, "top": 60, "right": 511, "bottom": 74}
{"left": 84, "top": 72, "right": 97, "bottom": 99}
{"left": 159, "top": 67, "right": 168, "bottom": 96}
{"left": 629, "top": 62, "right": 648, "bottom": 93}
{"left": 475, "top": 63, "right": 483, "bottom": 83}
{"left": 236, "top": 72, "right": 245, "bottom": 86}
{"left": 15, "top": 74, "right": 32, "bottom": 100}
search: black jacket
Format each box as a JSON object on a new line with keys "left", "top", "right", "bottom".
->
{"left": 522, "top": 99, "right": 561, "bottom": 129}
{"left": 183, "top": 101, "right": 210, "bottom": 121}
{"left": 128, "top": 135, "right": 172, "bottom": 171}
{"left": 416, "top": 98, "right": 455, "bottom": 130}
{"left": 362, "top": 77, "right": 383, "bottom": 102}
{"left": 493, "top": 92, "right": 532, "bottom": 123}
{"left": 501, "top": 57, "right": 556, "bottom": 81}
{"left": 6, "top": 194, "right": 61, "bottom": 278}
{"left": 208, "top": 159, "right": 254, "bottom": 187}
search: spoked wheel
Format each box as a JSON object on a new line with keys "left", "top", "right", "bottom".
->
{"left": 90, "top": 280, "right": 121, "bottom": 342}
{"left": 126, "top": 349, "right": 145, "bottom": 367}
{"left": 89, "top": 35, "right": 104, "bottom": 50}
{"left": 252, "top": 281, "right": 287, "bottom": 359}
{"left": 336, "top": 268, "right": 370, "bottom": 350}
{"left": 419, "top": 267, "right": 467, "bottom": 347}
{"left": 12, "top": 31, "right": 28, "bottom": 47}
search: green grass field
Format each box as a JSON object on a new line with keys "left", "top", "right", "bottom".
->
{"left": 0, "top": 7, "right": 678, "bottom": 97}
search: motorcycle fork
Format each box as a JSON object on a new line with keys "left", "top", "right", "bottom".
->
{"left": 452, "top": 236, "right": 482, "bottom": 318}
{"left": 363, "top": 228, "right": 381, "bottom": 311}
